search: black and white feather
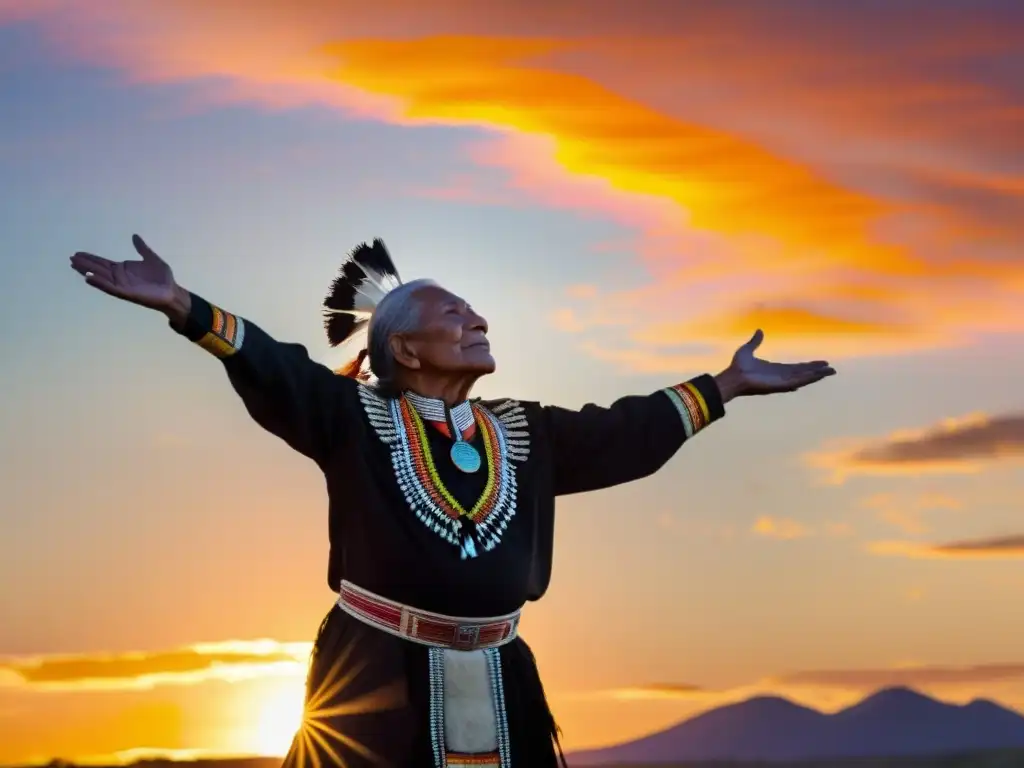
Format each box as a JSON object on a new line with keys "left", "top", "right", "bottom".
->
{"left": 322, "top": 238, "right": 403, "bottom": 348}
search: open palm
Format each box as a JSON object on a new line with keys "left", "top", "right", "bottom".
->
{"left": 730, "top": 329, "right": 835, "bottom": 395}
{"left": 70, "top": 234, "right": 176, "bottom": 310}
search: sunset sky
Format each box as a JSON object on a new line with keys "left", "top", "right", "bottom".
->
{"left": 2, "top": 0, "right": 1024, "bottom": 763}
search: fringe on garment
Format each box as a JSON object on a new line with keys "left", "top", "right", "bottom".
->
{"left": 302, "top": 606, "right": 568, "bottom": 767}
{"left": 499, "top": 633, "right": 568, "bottom": 768}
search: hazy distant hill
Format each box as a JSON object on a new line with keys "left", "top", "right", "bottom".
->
{"left": 567, "top": 687, "right": 1024, "bottom": 764}
{"left": 16, "top": 692, "right": 1024, "bottom": 768}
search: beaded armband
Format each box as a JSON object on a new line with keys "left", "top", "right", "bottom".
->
{"left": 196, "top": 304, "right": 246, "bottom": 358}
{"left": 176, "top": 294, "right": 246, "bottom": 359}
{"left": 662, "top": 379, "right": 714, "bottom": 438}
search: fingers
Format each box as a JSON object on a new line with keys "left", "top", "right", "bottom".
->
{"left": 769, "top": 366, "right": 836, "bottom": 393}
{"left": 132, "top": 234, "right": 164, "bottom": 264}
{"left": 791, "top": 360, "right": 833, "bottom": 375}
{"left": 763, "top": 359, "right": 833, "bottom": 375}
{"left": 84, "top": 272, "right": 126, "bottom": 299}
{"left": 70, "top": 251, "right": 125, "bottom": 298}
{"left": 790, "top": 367, "right": 836, "bottom": 389}
{"left": 70, "top": 251, "right": 114, "bottom": 279}
{"left": 744, "top": 328, "right": 764, "bottom": 351}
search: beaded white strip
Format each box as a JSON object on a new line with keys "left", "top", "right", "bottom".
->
{"left": 359, "top": 385, "right": 398, "bottom": 442}
{"left": 405, "top": 392, "right": 476, "bottom": 436}
{"left": 661, "top": 384, "right": 710, "bottom": 439}
{"left": 489, "top": 399, "right": 530, "bottom": 464}
{"left": 662, "top": 387, "right": 695, "bottom": 437}
{"left": 485, "top": 648, "right": 512, "bottom": 767}
{"left": 428, "top": 648, "right": 447, "bottom": 767}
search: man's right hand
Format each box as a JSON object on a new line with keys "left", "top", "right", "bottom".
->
{"left": 70, "top": 234, "right": 191, "bottom": 326}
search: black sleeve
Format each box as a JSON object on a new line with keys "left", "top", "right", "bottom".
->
{"left": 542, "top": 373, "right": 725, "bottom": 496}
{"left": 173, "top": 292, "right": 355, "bottom": 464}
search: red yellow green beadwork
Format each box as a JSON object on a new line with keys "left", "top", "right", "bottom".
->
{"left": 357, "top": 386, "right": 524, "bottom": 557}
{"left": 399, "top": 398, "right": 502, "bottom": 524}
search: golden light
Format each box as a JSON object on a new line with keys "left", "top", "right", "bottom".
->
{"left": 250, "top": 682, "right": 305, "bottom": 756}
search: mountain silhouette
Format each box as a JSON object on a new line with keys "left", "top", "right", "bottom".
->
{"left": 567, "top": 686, "right": 1024, "bottom": 764}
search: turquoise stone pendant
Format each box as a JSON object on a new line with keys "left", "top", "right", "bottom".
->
{"left": 450, "top": 440, "right": 482, "bottom": 473}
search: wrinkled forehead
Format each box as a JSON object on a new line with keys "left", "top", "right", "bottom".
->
{"left": 411, "top": 283, "right": 467, "bottom": 313}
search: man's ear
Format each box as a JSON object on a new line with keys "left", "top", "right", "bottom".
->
{"left": 389, "top": 334, "right": 421, "bottom": 370}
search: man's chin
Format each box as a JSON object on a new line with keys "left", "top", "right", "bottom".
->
{"left": 467, "top": 353, "right": 497, "bottom": 374}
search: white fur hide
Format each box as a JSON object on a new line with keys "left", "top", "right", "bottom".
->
{"left": 443, "top": 649, "right": 498, "bottom": 753}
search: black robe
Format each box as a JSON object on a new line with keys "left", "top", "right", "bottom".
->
{"left": 175, "top": 294, "right": 725, "bottom": 767}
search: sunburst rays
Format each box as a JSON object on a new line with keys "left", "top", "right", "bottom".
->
{"left": 285, "top": 636, "right": 408, "bottom": 767}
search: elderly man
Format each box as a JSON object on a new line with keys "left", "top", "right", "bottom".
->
{"left": 70, "top": 235, "right": 834, "bottom": 768}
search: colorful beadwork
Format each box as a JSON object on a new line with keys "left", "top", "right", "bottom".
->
{"left": 405, "top": 392, "right": 482, "bottom": 472}
{"left": 663, "top": 380, "right": 710, "bottom": 438}
{"left": 400, "top": 398, "right": 502, "bottom": 522}
{"left": 446, "top": 753, "right": 500, "bottom": 766}
{"left": 358, "top": 388, "right": 530, "bottom": 556}
{"left": 337, "top": 580, "right": 520, "bottom": 651}
{"left": 195, "top": 304, "right": 245, "bottom": 358}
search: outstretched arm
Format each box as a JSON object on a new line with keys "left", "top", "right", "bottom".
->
{"left": 544, "top": 374, "right": 726, "bottom": 495}
{"left": 70, "top": 235, "right": 352, "bottom": 464}
{"left": 545, "top": 331, "right": 834, "bottom": 496}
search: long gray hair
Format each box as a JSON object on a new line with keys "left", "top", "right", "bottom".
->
{"left": 365, "top": 278, "right": 436, "bottom": 394}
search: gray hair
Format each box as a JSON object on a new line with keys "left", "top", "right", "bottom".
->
{"left": 366, "top": 278, "right": 437, "bottom": 393}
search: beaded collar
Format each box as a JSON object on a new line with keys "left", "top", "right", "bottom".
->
{"left": 358, "top": 385, "right": 530, "bottom": 558}
{"left": 403, "top": 391, "right": 475, "bottom": 438}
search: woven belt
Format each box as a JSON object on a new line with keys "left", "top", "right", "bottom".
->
{"left": 336, "top": 580, "right": 521, "bottom": 651}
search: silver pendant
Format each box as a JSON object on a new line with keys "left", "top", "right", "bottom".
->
{"left": 450, "top": 441, "right": 482, "bottom": 473}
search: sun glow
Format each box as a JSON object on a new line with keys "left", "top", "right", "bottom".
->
{"left": 250, "top": 683, "right": 305, "bottom": 756}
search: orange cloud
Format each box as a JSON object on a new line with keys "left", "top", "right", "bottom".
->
{"left": 876, "top": 509, "right": 928, "bottom": 536}
{"left": 774, "top": 663, "right": 1024, "bottom": 689}
{"left": 868, "top": 535, "right": 1024, "bottom": 560}
{"left": 0, "top": 700, "right": 196, "bottom": 767}
{"left": 749, "top": 516, "right": 851, "bottom": 540}
{"left": 751, "top": 515, "right": 810, "bottom": 540}
{"left": 642, "top": 307, "right": 896, "bottom": 343}
{"left": 861, "top": 492, "right": 963, "bottom": 535}
{"left": 0, "top": 640, "right": 310, "bottom": 691}
{"left": 628, "top": 304, "right": 947, "bottom": 365}
{"left": 571, "top": 683, "right": 710, "bottom": 702}
{"left": 3, "top": 2, "right": 1023, "bottom": 370}
{"left": 326, "top": 37, "right": 917, "bottom": 274}
{"left": 807, "top": 413, "right": 1024, "bottom": 483}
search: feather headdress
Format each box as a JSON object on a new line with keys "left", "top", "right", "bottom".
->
{"left": 322, "top": 238, "right": 402, "bottom": 379}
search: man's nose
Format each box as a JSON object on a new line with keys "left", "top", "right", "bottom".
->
{"left": 468, "top": 311, "right": 488, "bottom": 334}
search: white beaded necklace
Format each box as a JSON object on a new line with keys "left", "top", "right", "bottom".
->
{"left": 404, "top": 391, "right": 475, "bottom": 435}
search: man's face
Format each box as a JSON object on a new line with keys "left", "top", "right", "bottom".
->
{"left": 392, "top": 284, "right": 496, "bottom": 376}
